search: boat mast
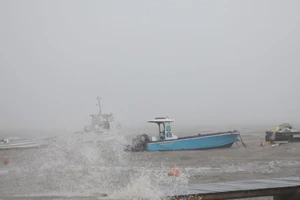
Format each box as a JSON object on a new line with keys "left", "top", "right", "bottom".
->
{"left": 96, "top": 96, "right": 102, "bottom": 114}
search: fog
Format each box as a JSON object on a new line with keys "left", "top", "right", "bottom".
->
{"left": 0, "top": 0, "right": 300, "bottom": 132}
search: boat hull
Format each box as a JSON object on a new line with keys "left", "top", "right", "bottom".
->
{"left": 146, "top": 132, "right": 239, "bottom": 151}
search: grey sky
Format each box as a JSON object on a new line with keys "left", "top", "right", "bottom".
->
{"left": 0, "top": 0, "right": 300, "bottom": 131}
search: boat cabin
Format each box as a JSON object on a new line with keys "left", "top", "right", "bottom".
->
{"left": 147, "top": 117, "right": 178, "bottom": 141}
{"left": 84, "top": 97, "right": 116, "bottom": 132}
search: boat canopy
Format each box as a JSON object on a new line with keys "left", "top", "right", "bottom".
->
{"left": 275, "top": 123, "right": 293, "bottom": 131}
{"left": 147, "top": 117, "right": 174, "bottom": 123}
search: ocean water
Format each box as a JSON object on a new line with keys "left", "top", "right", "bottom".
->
{"left": 0, "top": 125, "right": 300, "bottom": 200}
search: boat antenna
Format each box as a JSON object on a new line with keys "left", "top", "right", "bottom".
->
{"left": 96, "top": 96, "right": 102, "bottom": 114}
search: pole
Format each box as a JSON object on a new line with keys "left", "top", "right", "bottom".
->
{"left": 96, "top": 96, "right": 102, "bottom": 114}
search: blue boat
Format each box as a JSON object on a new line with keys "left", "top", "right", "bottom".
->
{"left": 125, "top": 117, "right": 242, "bottom": 151}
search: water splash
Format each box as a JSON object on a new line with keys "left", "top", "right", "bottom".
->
{"left": 110, "top": 174, "right": 162, "bottom": 200}
{"left": 0, "top": 129, "right": 190, "bottom": 199}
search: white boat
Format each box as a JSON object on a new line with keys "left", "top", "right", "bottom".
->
{"left": 0, "top": 137, "right": 54, "bottom": 150}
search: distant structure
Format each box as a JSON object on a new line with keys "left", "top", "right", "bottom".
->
{"left": 83, "top": 97, "right": 120, "bottom": 133}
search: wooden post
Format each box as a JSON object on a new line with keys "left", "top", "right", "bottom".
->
{"left": 288, "top": 134, "right": 294, "bottom": 143}
{"left": 274, "top": 193, "right": 300, "bottom": 200}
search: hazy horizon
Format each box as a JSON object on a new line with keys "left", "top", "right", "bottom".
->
{"left": 1, "top": 0, "right": 300, "bottom": 132}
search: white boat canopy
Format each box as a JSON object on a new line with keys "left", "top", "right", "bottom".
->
{"left": 147, "top": 117, "right": 174, "bottom": 123}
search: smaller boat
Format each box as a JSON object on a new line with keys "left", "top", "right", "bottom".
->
{"left": 125, "top": 117, "right": 242, "bottom": 151}
{"left": 0, "top": 137, "right": 53, "bottom": 150}
{"left": 265, "top": 123, "right": 300, "bottom": 143}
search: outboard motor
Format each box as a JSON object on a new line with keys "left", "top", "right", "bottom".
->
{"left": 126, "top": 134, "right": 150, "bottom": 152}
